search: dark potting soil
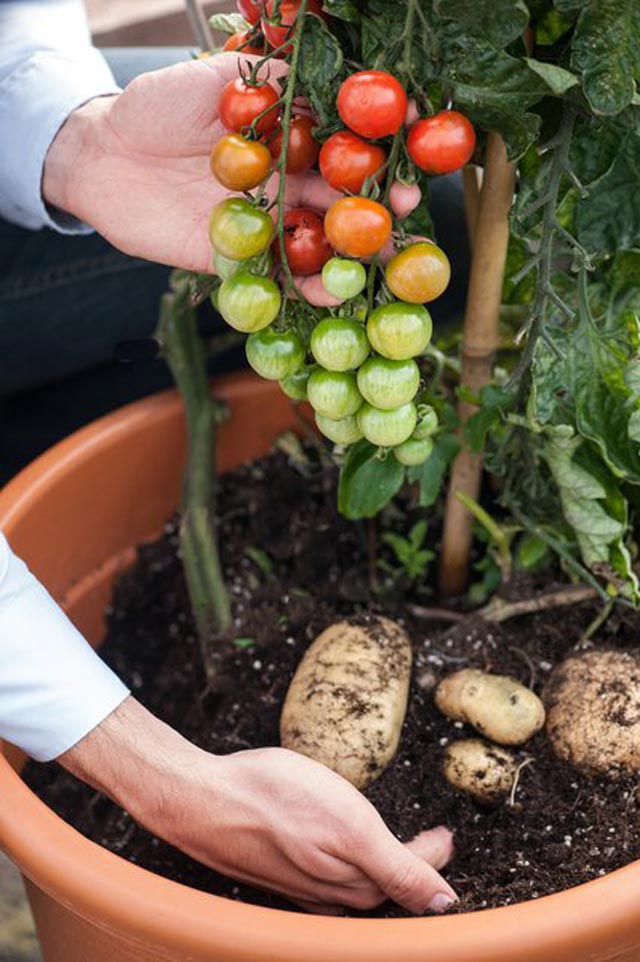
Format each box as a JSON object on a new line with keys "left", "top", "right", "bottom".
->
{"left": 25, "top": 443, "right": 640, "bottom": 917}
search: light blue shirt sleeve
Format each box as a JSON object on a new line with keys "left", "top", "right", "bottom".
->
{"left": 0, "top": 0, "right": 121, "bottom": 232}
{"left": 0, "top": 532, "right": 130, "bottom": 762}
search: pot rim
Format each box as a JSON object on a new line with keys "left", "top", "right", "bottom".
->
{"left": 1, "top": 374, "right": 639, "bottom": 962}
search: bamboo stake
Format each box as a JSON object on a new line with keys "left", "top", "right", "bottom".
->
{"left": 439, "top": 133, "right": 516, "bottom": 596}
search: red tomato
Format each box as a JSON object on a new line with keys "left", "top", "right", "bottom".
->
{"left": 219, "top": 77, "right": 280, "bottom": 136}
{"left": 262, "top": 0, "right": 324, "bottom": 52}
{"left": 319, "top": 131, "right": 387, "bottom": 194}
{"left": 223, "top": 31, "right": 265, "bottom": 55}
{"left": 324, "top": 197, "right": 392, "bottom": 259}
{"left": 269, "top": 115, "right": 319, "bottom": 174}
{"left": 237, "top": 0, "right": 262, "bottom": 25}
{"left": 277, "top": 208, "right": 333, "bottom": 276}
{"left": 407, "top": 110, "right": 476, "bottom": 175}
{"left": 337, "top": 71, "right": 407, "bottom": 139}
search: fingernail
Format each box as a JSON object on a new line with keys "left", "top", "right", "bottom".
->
{"left": 427, "top": 892, "right": 456, "bottom": 914}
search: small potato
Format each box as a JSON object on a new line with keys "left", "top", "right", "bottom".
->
{"left": 280, "top": 617, "right": 412, "bottom": 789}
{"left": 443, "top": 739, "right": 517, "bottom": 804}
{"left": 544, "top": 649, "right": 640, "bottom": 777}
{"left": 435, "top": 668, "right": 545, "bottom": 746}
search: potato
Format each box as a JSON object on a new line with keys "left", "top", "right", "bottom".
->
{"left": 544, "top": 649, "right": 640, "bottom": 777}
{"left": 280, "top": 617, "right": 412, "bottom": 789}
{"left": 443, "top": 739, "right": 517, "bottom": 804}
{"left": 435, "top": 668, "right": 545, "bottom": 745}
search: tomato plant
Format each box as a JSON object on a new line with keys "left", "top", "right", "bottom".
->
{"left": 385, "top": 242, "right": 451, "bottom": 304}
{"left": 319, "top": 131, "right": 386, "bottom": 194}
{"left": 324, "top": 197, "right": 392, "bottom": 259}
{"left": 407, "top": 111, "right": 476, "bottom": 175}
{"left": 394, "top": 436, "right": 433, "bottom": 466}
{"left": 278, "top": 208, "right": 333, "bottom": 276}
{"left": 315, "top": 412, "right": 363, "bottom": 446}
{"left": 210, "top": 134, "right": 271, "bottom": 191}
{"left": 217, "top": 272, "right": 281, "bottom": 332}
{"left": 367, "top": 302, "right": 433, "bottom": 360}
{"left": 219, "top": 78, "right": 280, "bottom": 136}
{"left": 269, "top": 116, "right": 319, "bottom": 174}
{"left": 357, "top": 402, "right": 417, "bottom": 448}
{"left": 307, "top": 369, "right": 363, "bottom": 420}
{"left": 310, "top": 318, "right": 369, "bottom": 371}
{"left": 223, "top": 31, "right": 265, "bottom": 55}
{"left": 209, "top": 198, "right": 273, "bottom": 260}
{"left": 356, "top": 357, "right": 420, "bottom": 410}
{"left": 245, "top": 329, "right": 305, "bottom": 379}
{"left": 337, "top": 70, "right": 408, "bottom": 139}
{"left": 321, "top": 258, "right": 367, "bottom": 300}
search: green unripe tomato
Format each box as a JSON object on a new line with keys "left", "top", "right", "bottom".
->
{"left": 307, "top": 369, "right": 363, "bottom": 420}
{"left": 315, "top": 412, "right": 363, "bottom": 446}
{"left": 310, "top": 318, "right": 369, "bottom": 372}
{"left": 209, "top": 198, "right": 274, "bottom": 260}
{"left": 280, "top": 366, "right": 313, "bottom": 401}
{"left": 321, "top": 258, "right": 367, "bottom": 300}
{"left": 394, "top": 435, "right": 434, "bottom": 466}
{"left": 246, "top": 329, "right": 304, "bottom": 380}
{"left": 218, "top": 272, "right": 281, "bottom": 332}
{"left": 413, "top": 405, "right": 439, "bottom": 438}
{"left": 357, "top": 402, "right": 417, "bottom": 447}
{"left": 367, "top": 301, "right": 433, "bottom": 360}
{"left": 214, "top": 250, "right": 273, "bottom": 280}
{"left": 356, "top": 357, "right": 420, "bottom": 410}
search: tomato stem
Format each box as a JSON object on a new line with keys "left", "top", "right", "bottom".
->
{"left": 156, "top": 282, "right": 232, "bottom": 678}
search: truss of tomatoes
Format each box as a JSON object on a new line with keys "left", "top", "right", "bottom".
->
{"left": 208, "top": 33, "right": 475, "bottom": 467}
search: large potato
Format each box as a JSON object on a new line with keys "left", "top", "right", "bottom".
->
{"left": 443, "top": 739, "right": 517, "bottom": 804}
{"left": 544, "top": 649, "right": 640, "bottom": 777}
{"left": 280, "top": 617, "right": 412, "bottom": 789}
{"left": 435, "top": 668, "right": 545, "bottom": 746}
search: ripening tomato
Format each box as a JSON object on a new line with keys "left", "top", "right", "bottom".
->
{"left": 218, "top": 272, "right": 281, "bottom": 332}
{"left": 237, "top": 0, "right": 262, "bottom": 25}
{"left": 315, "top": 412, "right": 363, "bottom": 446}
{"left": 210, "top": 133, "right": 271, "bottom": 191}
{"left": 367, "top": 302, "right": 433, "bottom": 360}
{"left": 413, "top": 405, "right": 438, "bottom": 438}
{"left": 269, "top": 115, "right": 319, "bottom": 174}
{"left": 394, "top": 435, "right": 433, "bottom": 466}
{"left": 278, "top": 208, "right": 333, "bottom": 276}
{"left": 321, "top": 257, "right": 367, "bottom": 300}
{"left": 389, "top": 182, "right": 422, "bottom": 219}
{"left": 356, "top": 357, "right": 420, "bottom": 410}
{"left": 307, "top": 369, "right": 363, "bottom": 420}
{"left": 324, "top": 197, "right": 392, "bottom": 259}
{"left": 385, "top": 241, "right": 451, "bottom": 303}
{"left": 310, "top": 318, "right": 369, "bottom": 372}
{"left": 319, "top": 131, "right": 387, "bottom": 194}
{"left": 407, "top": 110, "right": 476, "bottom": 175}
{"left": 262, "top": 0, "right": 324, "bottom": 52}
{"left": 337, "top": 70, "right": 407, "bottom": 140}
{"left": 246, "top": 329, "right": 304, "bottom": 380}
{"left": 223, "top": 31, "right": 265, "bottom": 55}
{"left": 219, "top": 77, "right": 280, "bottom": 136}
{"left": 209, "top": 198, "right": 273, "bottom": 260}
{"left": 357, "top": 402, "right": 417, "bottom": 448}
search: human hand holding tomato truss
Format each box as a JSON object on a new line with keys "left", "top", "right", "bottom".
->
{"left": 42, "top": 53, "right": 420, "bottom": 308}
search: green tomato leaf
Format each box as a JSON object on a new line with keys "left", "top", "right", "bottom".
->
{"left": 535, "top": 9, "right": 576, "bottom": 45}
{"left": 433, "top": 0, "right": 530, "bottom": 48}
{"left": 298, "top": 14, "right": 344, "bottom": 126}
{"left": 465, "top": 385, "right": 517, "bottom": 453}
{"left": 338, "top": 441, "right": 405, "bottom": 520}
{"left": 321, "top": 0, "right": 360, "bottom": 21}
{"left": 208, "top": 12, "right": 249, "bottom": 33}
{"left": 524, "top": 58, "right": 579, "bottom": 96}
{"left": 568, "top": 116, "right": 621, "bottom": 188}
{"left": 571, "top": 0, "right": 640, "bottom": 115}
{"left": 576, "top": 136, "right": 640, "bottom": 253}
{"left": 407, "top": 433, "right": 460, "bottom": 508}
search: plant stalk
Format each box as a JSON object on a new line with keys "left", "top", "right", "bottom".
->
{"left": 439, "top": 133, "right": 516, "bottom": 595}
{"left": 157, "top": 288, "right": 232, "bottom": 680}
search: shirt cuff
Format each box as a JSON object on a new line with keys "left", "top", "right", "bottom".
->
{"left": 0, "top": 49, "right": 121, "bottom": 233}
{"left": 0, "top": 535, "right": 130, "bottom": 762}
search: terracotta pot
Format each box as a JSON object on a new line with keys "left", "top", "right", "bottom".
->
{"left": 1, "top": 371, "right": 639, "bottom": 962}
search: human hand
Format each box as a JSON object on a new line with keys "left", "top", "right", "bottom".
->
{"left": 42, "top": 54, "right": 339, "bottom": 294}
{"left": 61, "top": 697, "right": 457, "bottom": 915}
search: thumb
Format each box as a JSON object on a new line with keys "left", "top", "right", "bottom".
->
{"left": 360, "top": 828, "right": 458, "bottom": 915}
{"left": 404, "top": 826, "right": 455, "bottom": 872}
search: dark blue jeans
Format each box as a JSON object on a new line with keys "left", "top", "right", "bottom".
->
{"left": 0, "top": 49, "right": 470, "bottom": 484}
